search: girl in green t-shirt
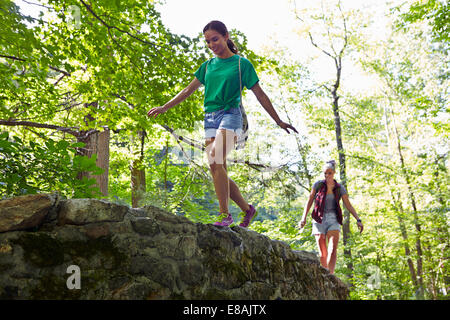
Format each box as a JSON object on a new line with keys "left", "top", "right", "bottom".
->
{"left": 147, "top": 20, "right": 297, "bottom": 227}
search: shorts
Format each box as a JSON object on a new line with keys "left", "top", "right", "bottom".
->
{"left": 204, "top": 106, "right": 243, "bottom": 139}
{"left": 311, "top": 213, "right": 341, "bottom": 235}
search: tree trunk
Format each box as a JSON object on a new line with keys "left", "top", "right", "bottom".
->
{"left": 389, "top": 108, "right": 425, "bottom": 299}
{"left": 77, "top": 128, "right": 110, "bottom": 197}
{"left": 0, "top": 118, "right": 110, "bottom": 196}
{"left": 390, "top": 191, "right": 419, "bottom": 290}
{"left": 300, "top": 4, "right": 353, "bottom": 280}
{"left": 433, "top": 155, "right": 446, "bottom": 206}
{"left": 131, "top": 160, "right": 146, "bottom": 208}
{"left": 331, "top": 59, "right": 353, "bottom": 280}
{"left": 163, "top": 138, "right": 169, "bottom": 210}
{"left": 383, "top": 103, "right": 425, "bottom": 298}
{"left": 131, "top": 130, "right": 146, "bottom": 208}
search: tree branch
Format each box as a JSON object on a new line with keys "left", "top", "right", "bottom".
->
{"left": 0, "top": 119, "right": 80, "bottom": 136}
{"left": 0, "top": 54, "right": 71, "bottom": 76}
{"left": 308, "top": 32, "right": 334, "bottom": 59}
{"left": 321, "top": 0, "right": 338, "bottom": 57}
{"left": 0, "top": 55, "right": 26, "bottom": 62}
{"left": 337, "top": 0, "right": 349, "bottom": 57}
{"left": 48, "top": 65, "right": 70, "bottom": 77}
{"left": 79, "top": 0, "right": 161, "bottom": 49}
{"left": 21, "top": 0, "right": 52, "bottom": 10}
{"left": 346, "top": 154, "right": 396, "bottom": 173}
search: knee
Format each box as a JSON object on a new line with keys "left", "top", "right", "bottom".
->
{"left": 329, "top": 244, "right": 338, "bottom": 256}
{"left": 208, "top": 146, "right": 216, "bottom": 160}
{"left": 207, "top": 147, "right": 215, "bottom": 164}
{"left": 209, "top": 163, "right": 224, "bottom": 175}
{"left": 319, "top": 247, "right": 327, "bottom": 259}
{"left": 209, "top": 163, "right": 217, "bottom": 174}
{"left": 207, "top": 146, "right": 223, "bottom": 165}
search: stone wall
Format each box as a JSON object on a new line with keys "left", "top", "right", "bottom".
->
{"left": 0, "top": 194, "right": 349, "bottom": 300}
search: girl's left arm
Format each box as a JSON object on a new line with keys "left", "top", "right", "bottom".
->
{"left": 250, "top": 83, "right": 298, "bottom": 134}
{"left": 342, "top": 194, "right": 364, "bottom": 233}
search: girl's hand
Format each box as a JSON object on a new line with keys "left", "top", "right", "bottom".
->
{"left": 357, "top": 220, "right": 364, "bottom": 233}
{"left": 278, "top": 121, "right": 298, "bottom": 134}
{"left": 147, "top": 106, "right": 169, "bottom": 118}
{"left": 298, "top": 217, "right": 307, "bottom": 229}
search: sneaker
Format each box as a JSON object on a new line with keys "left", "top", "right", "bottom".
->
{"left": 238, "top": 204, "right": 257, "bottom": 228}
{"left": 213, "top": 212, "right": 234, "bottom": 227}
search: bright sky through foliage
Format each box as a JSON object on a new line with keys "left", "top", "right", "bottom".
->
{"left": 156, "top": 0, "right": 396, "bottom": 93}
{"left": 14, "top": 0, "right": 399, "bottom": 95}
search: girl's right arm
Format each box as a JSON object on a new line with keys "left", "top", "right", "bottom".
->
{"left": 147, "top": 78, "right": 202, "bottom": 118}
{"left": 298, "top": 187, "right": 316, "bottom": 229}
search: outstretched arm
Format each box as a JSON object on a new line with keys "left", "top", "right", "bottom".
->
{"left": 250, "top": 83, "right": 298, "bottom": 134}
{"left": 147, "top": 78, "right": 202, "bottom": 118}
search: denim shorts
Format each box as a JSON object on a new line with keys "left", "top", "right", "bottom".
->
{"left": 311, "top": 213, "right": 341, "bottom": 235}
{"left": 204, "top": 107, "right": 243, "bottom": 139}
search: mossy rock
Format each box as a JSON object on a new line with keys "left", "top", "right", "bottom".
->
{"left": 63, "top": 236, "right": 128, "bottom": 270}
{"left": 203, "top": 255, "right": 249, "bottom": 288}
{"left": 30, "top": 273, "right": 82, "bottom": 300}
{"left": 12, "top": 232, "right": 128, "bottom": 270}
{"left": 12, "top": 233, "right": 64, "bottom": 268}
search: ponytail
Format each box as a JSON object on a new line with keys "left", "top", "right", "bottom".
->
{"left": 203, "top": 20, "right": 239, "bottom": 54}
{"left": 227, "top": 39, "right": 238, "bottom": 54}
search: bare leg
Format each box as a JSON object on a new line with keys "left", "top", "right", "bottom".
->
{"left": 224, "top": 162, "right": 250, "bottom": 213}
{"left": 326, "top": 230, "right": 340, "bottom": 274}
{"left": 206, "top": 135, "right": 250, "bottom": 214}
{"left": 315, "top": 234, "right": 328, "bottom": 270}
{"left": 206, "top": 129, "right": 237, "bottom": 214}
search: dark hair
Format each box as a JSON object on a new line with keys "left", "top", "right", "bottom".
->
{"left": 203, "top": 20, "right": 239, "bottom": 54}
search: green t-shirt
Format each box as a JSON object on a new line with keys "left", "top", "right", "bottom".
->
{"left": 194, "top": 54, "right": 259, "bottom": 113}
